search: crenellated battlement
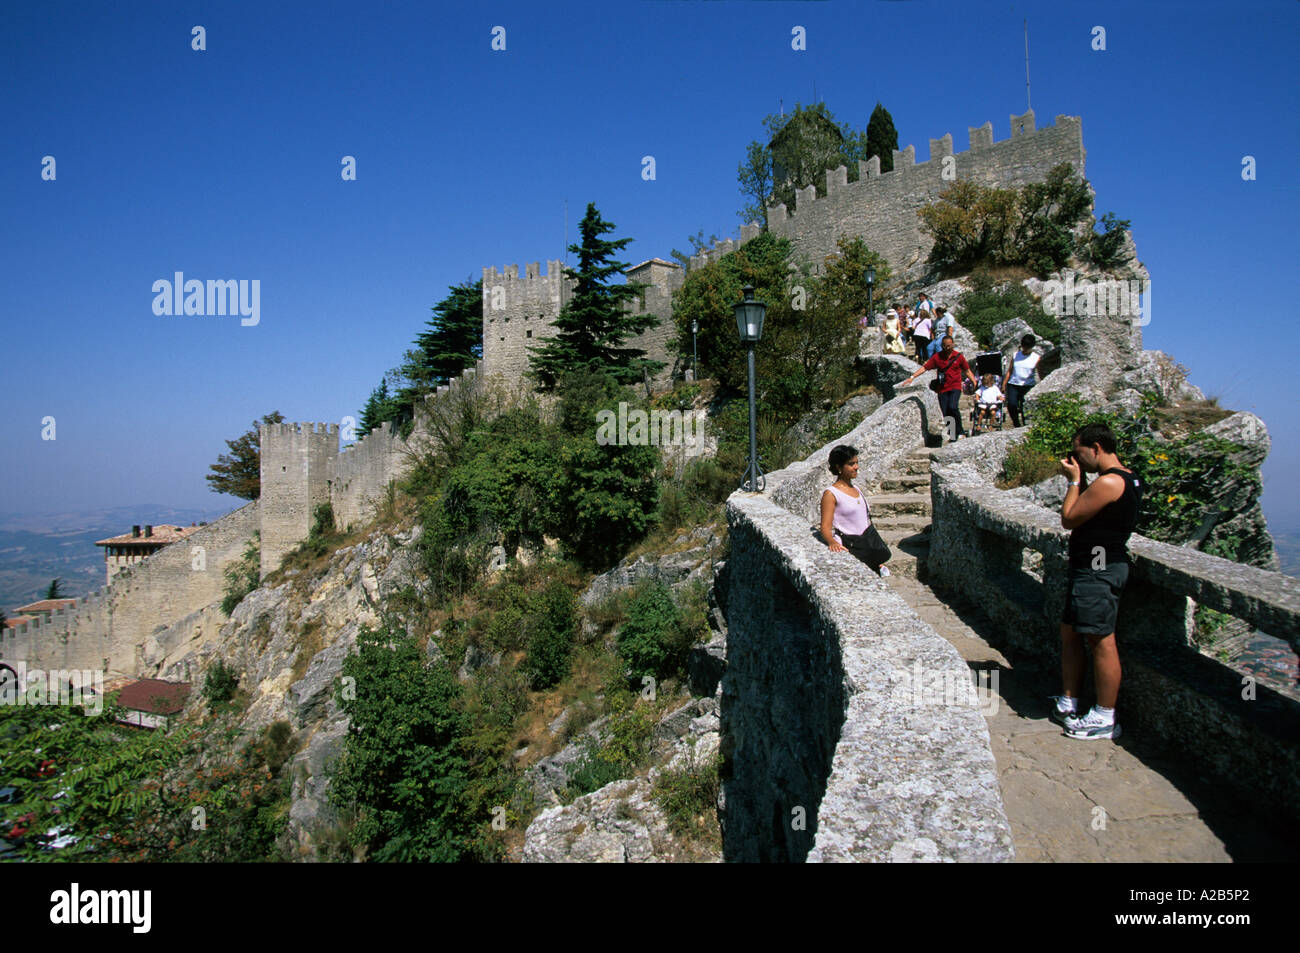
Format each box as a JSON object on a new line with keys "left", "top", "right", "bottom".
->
{"left": 682, "top": 110, "right": 1085, "bottom": 286}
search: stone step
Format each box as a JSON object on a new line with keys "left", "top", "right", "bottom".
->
{"left": 877, "top": 526, "right": 931, "bottom": 546}
{"left": 883, "top": 540, "right": 928, "bottom": 581}
{"left": 868, "top": 492, "right": 932, "bottom": 518}
{"left": 879, "top": 473, "right": 930, "bottom": 492}
{"left": 870, "top": 515, "right": 932, "bottom": 535}
{"left": 903, "top": 455, "right": 935, "bottom": 475}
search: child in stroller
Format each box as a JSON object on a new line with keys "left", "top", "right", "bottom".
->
{"left": 971, "top": 352, "right": 1006, "bottom": 434}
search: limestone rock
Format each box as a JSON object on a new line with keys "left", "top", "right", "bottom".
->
{"left": 522, "top": 777, "right": 674, "bottom": 863}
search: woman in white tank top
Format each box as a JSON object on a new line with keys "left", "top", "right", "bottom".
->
{"left": 819, "top": 444, "right": 891, "bottom": 577}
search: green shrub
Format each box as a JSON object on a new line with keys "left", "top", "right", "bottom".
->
{"left": 1089, "top": 212, "right": 1133, "bottom": 269}
{"left": 521, "top": 581, "right": 578, "bottom": 690}
{"left": 652, "top": 746, "right": 721, "bottom": 843}
{"left": 957, "top": 271, "right": 1060, "bottom": 347}
{"left": 202, "top": 659, "right": 240, "bottom": 712}
{"left": 617, "top": 580, "right": 696, "bottom": 682}
{"left": 328, "top": 624, "right": 484, "bottom": 862}
{"left": 221, "top": 533, "right": 260, "bottom": 616}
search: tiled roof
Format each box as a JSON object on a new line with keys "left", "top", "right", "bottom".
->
{"left": 95, "top": 525, "right": 201, "bottom": 547}
{"left": 14, "top": 599, "right": 77, "bottom": 614}
{"left": 3, "top": 616, "right": 33, "bottom": 630}
{"left": 116, "top": 679, "right": 191, "bottom": 715}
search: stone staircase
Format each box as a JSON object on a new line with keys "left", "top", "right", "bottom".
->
{"left": 868, "top": 446, "right": 937, "bottom": 580}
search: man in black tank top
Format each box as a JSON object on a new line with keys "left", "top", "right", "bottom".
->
{"left": 1049, "top": 423, "right": 1142, "bottom": 741}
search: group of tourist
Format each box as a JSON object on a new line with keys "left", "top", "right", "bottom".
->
{"left": 875, "top": 292, "right": 959, "bottom": 364}
{"left": 819, "top": 422, "right": 1139, "bottom": 743}
{"left": 826, "top": 295, "right": 1133, "bottom": 743}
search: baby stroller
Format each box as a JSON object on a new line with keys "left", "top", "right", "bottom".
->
{"left": 970, "top": 351, "right": 1007, "bottom": 434}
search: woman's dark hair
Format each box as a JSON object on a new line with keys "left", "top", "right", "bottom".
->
{"left": 1074, "top": 423, "right": 1117, "bottom": 454}
{"left": 829, "top": 444, "right": 858, "bottom": 476}
{"left": 1020, "top": 334, "right": 1036, "bottom": 352}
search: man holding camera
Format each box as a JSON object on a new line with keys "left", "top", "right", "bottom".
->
{"left": 1051, "top": 423, "right": 1142, "bottom": 740}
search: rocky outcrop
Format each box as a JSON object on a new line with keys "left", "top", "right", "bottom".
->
{"left": 522, "top": 697, "right": 722, "bottom": 863}
{"left": 178, "top": 525, "right": 427, "bottom": 860}
{"left": 580, "top": 525, "right": 723, "bottom": 607}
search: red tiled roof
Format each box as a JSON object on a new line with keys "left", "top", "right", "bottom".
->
{"left": 3, "top": 616, "right": 33, "bottom": 630}
{"left": 116, "top": 679, "right": 191, "bottom": 715}
{"left": 15, "top": 599, "right": 77, "bottom": 613}
{"left": 96, "top": 525, "right": 200, "bottom": 547}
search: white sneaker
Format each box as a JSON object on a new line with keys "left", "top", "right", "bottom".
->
{"left": 1064, "top": 707, "right": 1121, "bottom": 740}
{"left": 878, "top": 566, "right": 891, "bottom": 578}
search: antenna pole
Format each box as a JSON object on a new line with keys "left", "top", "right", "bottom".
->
{"left": 1024, "top": 19, "right": 1032, "bottom": 112}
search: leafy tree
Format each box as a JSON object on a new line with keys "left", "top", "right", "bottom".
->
{"left": 206, "top": 411, "right": 286, "bottom": 500}
{"left": 1013, "top": 164, "right": 1095, "bottom": 276}
{"left": 865, "top": 102, "right": 899, "bottom": 173}
{"left": 528, "top": 203, "right": 662, "bottom": 389}
{"left": 553, "top": 371, "right": 660, "bottom": 569}
{"left": 738, "top": 102, "right": 891, "bottom": 222}
{"left": 737, "top": 138, "right": 775, "bottom": 226}
{"left": 669, "top": 229, "right": 724, "bottom": 271}
{"left": 44, "top": 579, "right": 63, "bottom": 600}
{"left": 670, "top": 231, "right": 794, "bottom": 398}
{"left": 329, "top": 624, "right": 479, "bottom": 862}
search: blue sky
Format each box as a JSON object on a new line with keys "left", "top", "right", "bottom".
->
{"left": 3, "top": 0, "right": 1299, "bottom": 532}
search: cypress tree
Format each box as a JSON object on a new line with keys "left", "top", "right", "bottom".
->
{"left": 865, "top": 102, "right": 899, "bottom": 174}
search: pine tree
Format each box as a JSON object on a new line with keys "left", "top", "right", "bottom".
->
{"left": 527, "top": 203, "right": 662, "bottom": 389}
{"left": 357, "top": 380, "right": 399, "bottom": 437}
{"left": 206, "top": 411, "right": 286, "bottom": 500}
{"left": 44, "top": 579, "right": 63, "bottom": 600}
{"left": 400, "top": 279, "right": 483, "bottom": 397}
{"left": 865, "top": 102, "right": 899, "bottom": 174}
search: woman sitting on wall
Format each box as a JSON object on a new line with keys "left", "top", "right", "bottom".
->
{"left": 819, "top": 444, "right": 891, "bottom": 577}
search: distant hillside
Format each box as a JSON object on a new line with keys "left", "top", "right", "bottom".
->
{"left": 1274, "top": 530, "right": 1300, "bottom": 578}
{"left": 0, "top": 504, "right": 233, "bottom": 611}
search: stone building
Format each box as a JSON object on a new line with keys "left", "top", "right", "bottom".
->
{"left": 95, "top": 524, "right": 202, "bottom": 584}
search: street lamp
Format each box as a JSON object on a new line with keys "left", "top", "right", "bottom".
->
{"left": 734, "top": 285, "right": 767, "bottom": 492}
{"left": 864, "top": 264, "right": 876, "bottom": 327}
{"left": 691, "top": 318, "right": 699, "bottom": 381}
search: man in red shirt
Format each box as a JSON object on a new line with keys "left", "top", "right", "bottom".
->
{"left": 901, "top": 335, "right": 978, "bottom": 440}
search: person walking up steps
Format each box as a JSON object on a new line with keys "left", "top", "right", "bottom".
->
{"left": 1050, "top": 422, "right": 1143, "bottom": 741}
{"left": 901, "top": 335, "right": 977, "bottom": 440}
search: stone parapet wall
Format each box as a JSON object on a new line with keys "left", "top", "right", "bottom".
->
{"left": 0, "top": 500, "right": 260, "bottom": 678}
{"left": 722, "top": 426, "right": 1015, "bottom": 862}
{"left": 927, "top": 441, "right": 1300, "bottom": 824}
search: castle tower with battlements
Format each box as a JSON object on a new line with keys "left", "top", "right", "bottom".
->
{"left": 259, "top": 422, "right": 338, "bottom": 576}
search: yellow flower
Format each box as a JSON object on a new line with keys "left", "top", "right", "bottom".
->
{"left": 1167, "top": 495, "right": 1177, "bottom": 504}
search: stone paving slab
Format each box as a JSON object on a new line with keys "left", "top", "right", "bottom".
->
{"left": 887, "top": 570, "right": 1240, "bottom": 862}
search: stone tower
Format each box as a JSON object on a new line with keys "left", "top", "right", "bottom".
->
{"left": 259, "top": 422, "right": 338, "bottom": 576}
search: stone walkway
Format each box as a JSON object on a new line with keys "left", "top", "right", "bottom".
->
{"left": 870, "top": 445, "right": 1294, "bottom": 862}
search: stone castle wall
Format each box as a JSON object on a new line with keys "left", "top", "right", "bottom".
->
{"left": 483, "top": 110, "right": 1085, "bottom": 389}
{"left": 1, "top": 500, "right": 260, "bottom": 677}
{"left": 483, "top": 257, "right": 683, "bottom": 390}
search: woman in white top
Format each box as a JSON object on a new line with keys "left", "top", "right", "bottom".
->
{"left": 819, "top": 444, "right": 890, "bottom": 576}
{"left": 881, "top": 308, "right": 906, "bottom": 355}
{"left": 1001, "top": 334, "right": 1041, "bottom": 428}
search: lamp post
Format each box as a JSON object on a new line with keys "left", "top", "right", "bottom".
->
{"left": 691, "top": 318, "right": 699, "bottom": 381}
{"left": 864, "top": 264, "right": 876, "bottom": 327}
{"left": 734, "top": 285, "right": 767, "bottom": 492}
